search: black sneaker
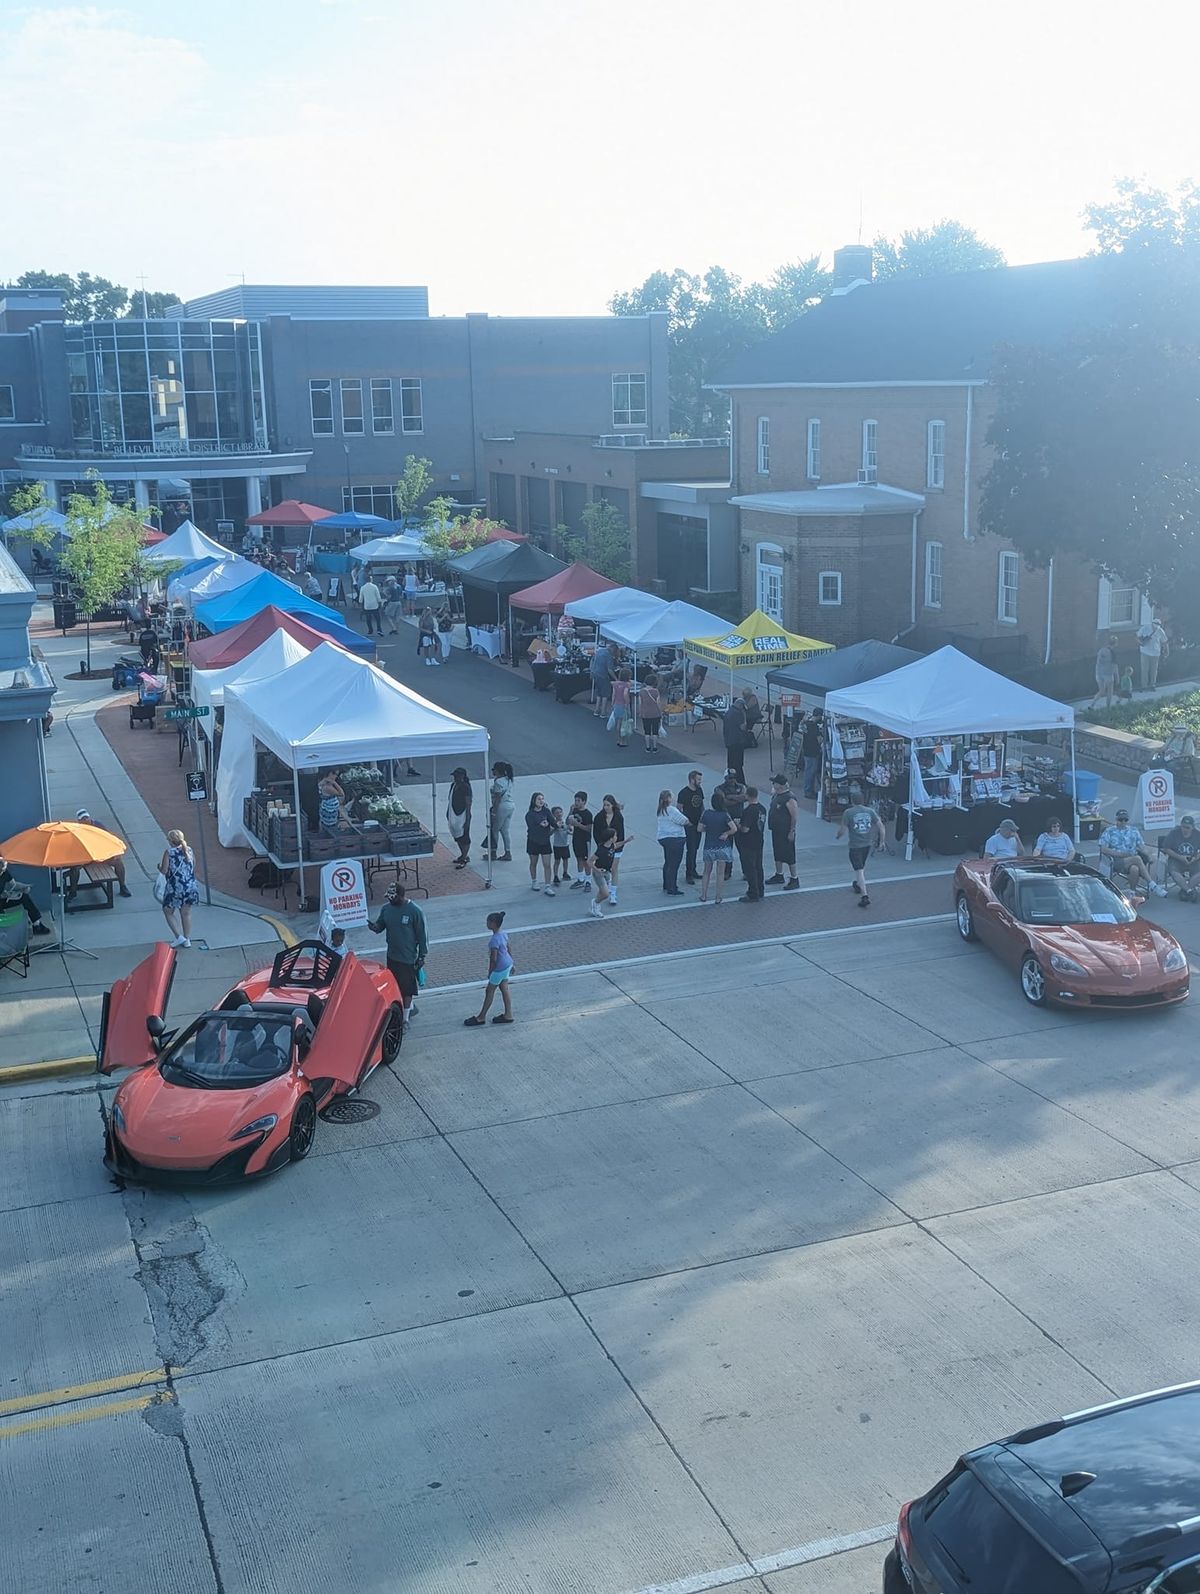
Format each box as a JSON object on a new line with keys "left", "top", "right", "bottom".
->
{"left": 765, "top": 874, "right": 785, "bottom": 886}
{"left": 118, "top": 886, "right": 132, "bottom": 898}
{"left": 32, "top": 922, "right": 52, "bottom": 936}
{"left": 858, "top": 895, "right": 871, "bottom": 909}
{"left": 851, "top": 880, "right": 862, "bottom": 894}
{"left": 408, "top": 1004, "right": 419, "bottom": 1017}
{"left": 783, "top": 878, "right": 800, "bottom": 890}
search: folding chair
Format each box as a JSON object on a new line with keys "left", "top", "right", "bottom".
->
{"left": 0, "top": 908, "right": 31, "bottom": 979}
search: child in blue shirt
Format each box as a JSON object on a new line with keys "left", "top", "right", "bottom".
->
{"left": 464, "top": 911, "right": 515, "bottom": 1026}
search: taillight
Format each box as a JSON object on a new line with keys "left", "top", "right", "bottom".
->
{"left": 897, "top": 1500, "right": 914, "bottom": 1559}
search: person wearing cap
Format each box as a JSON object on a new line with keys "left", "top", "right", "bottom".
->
{"left": 765, "top": 773, "right": 800, "bottom": 889}
{"left": 1159, "top": 815, "right": 1200, "bottom": 900}
{"left": 67, "top": 809, "right": 131, "bottom": 898}
{"left": 837, "top": 797, "right": 885, "bottom": 907}
{"left": 369, "top": 880, "right": 427, "bottom": 1021}
{"left": 1098, "top": 809, "right": 1155, "bottom": 893}
{"left": 983, "top": 818, "right": 1025, "bottom": 860}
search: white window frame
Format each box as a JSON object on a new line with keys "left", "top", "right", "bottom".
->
{"left": 370, "top": 377, "right": 394, "bottom": 436}
{"left": 0, "top": 384, "right": 14, "bottom": 423}
{"left": 340, "top": 377, "right": 364, "bottom": 436}
{"left": 611, "top": 372, "right": 647, "bottom": 428}
{"left": 806, "top": 417, "right": 821, "bottom": 480}
{"left": 1096, "top": 574, "right": 1141, "bottom": 630}
{"left": 399, "top": 377, "right": 423, "bottom": 434}
{"left": 755, "top": 541, "right": 784, "bottom": 623}
{"left": 926, "top": 419, "right": 945, "bottom": 489}
{"left": 308, "top": 378, "right": 333, "bottom": 437}
{"left": 924, "top": 540, "right": 943, "bottom": 609}
{"left": 861, "top": 418, "right": 877, "bottom": 481}
{"left": 997, "top": 550, "right": 1019, "bottom": 624}
{"left": 342, "top": 483, "right": 396, "bottom": 518}
{"left": 756, "top": 416, "right": 770, "bottom": 475}
{"left": 818, "top": 570, "right": 842, "bottom": 606}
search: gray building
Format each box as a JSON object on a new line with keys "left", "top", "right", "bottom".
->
{"left": 0, "top": 285, "right": 670, "bottom": 536}
{"left": 0, "top": 542, "right": 53, "bottom": 889}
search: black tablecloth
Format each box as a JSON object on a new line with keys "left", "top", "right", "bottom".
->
{"left": 903, "top": 795, "right": 1075, "bottom": 855}
{"left": 554, "top": 669, "right": 592, "bottom": 704}
{"left": 530, "top": 661, "right": 556, "bottom": 692}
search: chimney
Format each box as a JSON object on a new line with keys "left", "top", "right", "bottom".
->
{"left": 832, "top": 245, "right": 873, "bottom": 294}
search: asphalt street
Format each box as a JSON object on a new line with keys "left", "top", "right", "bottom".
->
{"left": 8, "top": 916, "right": 1200, "bottom": 1593}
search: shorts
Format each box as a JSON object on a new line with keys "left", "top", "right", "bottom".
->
{"left": 770, "top": 831, "right": 796, "bottom": 866}
{"left": 553, "top": 846, "right": 570, "bottom": 864}
{"left": 643, "top": 717, "right": 661, "bottom": 736}
{"left": 704, "top": 843, "right": 734, "bottom": 865}
{"left": 387, "top": 960, "right": 419, "bottom": 1005}
{"left": 848, "top": 846, "right": 870, "bottom": 872}
{"left": 572, "top": 838, "right": 591, "bottom": 861}
{"left": 487, "top": 967, "right": 512, "bottom": 986}
{"left": 527, "top": 842, "right": 551, "bottom": 857}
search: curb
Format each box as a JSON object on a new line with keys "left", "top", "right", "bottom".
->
{"left": 0, "top": 1055, "right": 95, "bottom": 1086}
{"left": 257, "top": 911, "right": 298, "bottom": 947}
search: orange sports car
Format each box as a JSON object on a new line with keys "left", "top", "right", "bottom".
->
{"left": 953, "top": 857, "right": 1189, "bottom": 1009}
{"left": 99, "top": 939, "right": 403, "bottom": 1182}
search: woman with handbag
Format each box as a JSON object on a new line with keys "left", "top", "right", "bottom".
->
{"left": 158, "top": 828, "right": 200, "bottom": 948}
{"left": 609, "top": 669, "right": 632, "bottom": 749}
{"left": 487, "top": 761, "right": 515, "bottom": 860}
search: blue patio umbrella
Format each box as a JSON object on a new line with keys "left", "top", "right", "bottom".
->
{"left": 311, "top": 511, "right": 396, "bottom": 532}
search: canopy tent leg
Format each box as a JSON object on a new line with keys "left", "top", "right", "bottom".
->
{"left": 905, "top": 740, "right": 915, "bottom": 862}
{"left": 483, "top": 737, "right": 493, "bottom": 889}
{"left": 1069, "top": 727, "right": 1079, "bottom": 843}
{"left": 765, "top": 677, "right": 774, "bottom": 772}
{"left": 292, "top": 764, "right": 306, "bottom": 905}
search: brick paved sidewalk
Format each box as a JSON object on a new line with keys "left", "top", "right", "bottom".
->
{"left": 423, "top": 872, "right": 953, "bottom": 989}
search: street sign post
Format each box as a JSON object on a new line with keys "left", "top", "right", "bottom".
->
{"left": 165, "top": 705, "right": 209, "bottom": 722}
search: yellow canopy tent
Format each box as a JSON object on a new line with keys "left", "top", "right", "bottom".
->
{"left": 684, "top": 610, "right": 833, "bottom": 761}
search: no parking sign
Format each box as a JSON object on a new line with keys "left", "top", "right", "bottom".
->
{"left": 1138, "top": 768, "right": 1176, "bottom": 831}
{"left": 320, "top": 859, "right": 369, "bottom": 929}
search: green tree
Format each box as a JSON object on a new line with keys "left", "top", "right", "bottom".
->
{"left": 60, "top": 479, "right": 146, "bottom": 671}
{"left": 128, "top": 289, "right": 183, "bottom": 319}
{"left": 870, "top": 221, "right": 1005, "bottom": 281}
{"left": 2, "top": 481, "right": 57, "bottom": 549}
{"left": 1084, "top": 178, "right": 1200, "bottom": 253}
{"left": 979, "top": 245, "right": 1200, "bottom": 621}
{"left": 563, "top": 498, "right": 631, "bottom": 585}
{"left": 393, "top": 455, "right": 434, "bottom": 524}
{"left": 10, "top": 270, "right": 180, "bottom": 321}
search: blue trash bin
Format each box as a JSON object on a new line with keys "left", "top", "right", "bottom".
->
{"left": 1060, "top": 769, "right": 1101, "bottom": 803}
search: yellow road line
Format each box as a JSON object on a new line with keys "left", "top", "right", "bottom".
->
{"left": 0, "top": 1367, "right": 170, "bottom": 1418}
{"left": 257, "top": 910, "right": 297, "bottom": 947}
{"left": 0, "top": 1390, "right": 171, "bottom": 1441}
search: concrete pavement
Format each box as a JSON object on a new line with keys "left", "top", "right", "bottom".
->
{"left": 8, "top": 912, "right": 1200, "bottom": 1591}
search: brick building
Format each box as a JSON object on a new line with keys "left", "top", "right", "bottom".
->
{"left": 714, "top": 250, "right": 1151, "bottom": 676}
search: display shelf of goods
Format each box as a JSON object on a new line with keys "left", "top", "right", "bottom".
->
{"left": 341, "top": 765, "right": 389, "bottom": 798}
{"left": 267, "top": 815, "right": 300, "bottom": 861}
{"left": 366, "top": 797, "right": 416, "bottom": 826}
{"left": 307, "top": 833, "right": 349, "bottom": 860}
{"left": 387, "top": 828, "right": 434, "bottom": 857}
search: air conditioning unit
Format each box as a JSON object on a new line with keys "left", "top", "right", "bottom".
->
{"left": 857, "top": 468, "right": 877, "bottom": 485}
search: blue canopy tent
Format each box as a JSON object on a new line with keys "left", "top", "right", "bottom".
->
{"left": 193, "top": 571, "right": 376, "bottom": 656}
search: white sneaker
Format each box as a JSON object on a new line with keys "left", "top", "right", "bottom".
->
{"left": 609, "top": 893, "right": 617, "bottom": 906}
{"left": 544, "top": 886, "right": 556, "bottom": 896}
{"left": 589, "top": 902, "right": 604, "bottom": 918}
{"left": 1155, "top": 884, "right": 1169, "bottom": 897}
{"left": 530, "top": 882, "right": 542, "bottom": 890}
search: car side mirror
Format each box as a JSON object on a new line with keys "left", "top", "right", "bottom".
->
{"left": 146, "top": 1014, "right": 165, "bottom": 1048}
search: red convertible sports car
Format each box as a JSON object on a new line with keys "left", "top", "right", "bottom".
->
{"left": 99, "top": 939, "right": 403, "bottom": 1182}
{"left": 953, "top": 857, "right": 1189, "bottom": 1009}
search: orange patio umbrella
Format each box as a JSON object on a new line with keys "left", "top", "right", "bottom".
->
{"left": 1, "top": 822, "right": 128, "bottom": 959}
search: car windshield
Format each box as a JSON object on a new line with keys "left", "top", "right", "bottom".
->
{"left": 161, "top": 1014, "right": 294, "bottom": 1088}
{"left": 1017, "top": 875, "right": 1136, "bottom": 927}
{"left": 918, "top": 1466, "right": 1079, "bottom": 1594}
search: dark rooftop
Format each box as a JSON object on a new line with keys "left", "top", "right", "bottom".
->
{"left": 715, "top": 256, "right": 1129, "bottom": 387}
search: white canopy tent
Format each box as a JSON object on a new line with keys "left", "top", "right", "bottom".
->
{"left": 823, "top": 646, "right": 1076, "bottom": 857}
{"left": 192, "top": 628, "right": 313, "bottom": 718}
{"left": 563, "top": 587, "right": 667, "bottom": 626}
{"left": 168, "top": 556, "right": 259, "bottom": 606}
{"left": 599, "top": 599, "right": 729, "bottom": 651}
{"left": 347, "top": 535, "right": 432, "bottom": 564}
{"left": 217, "top": 641, "right": 490, "bottom": 893}
{"left": 142, "top": 520, "right": 231, "bottom": 566}
{"left": 1, "top": 506, "right": 68, "bottom": 540}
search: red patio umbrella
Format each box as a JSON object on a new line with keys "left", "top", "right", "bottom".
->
{"left": 245, "top": 500, "right": 334, "bottom": 526}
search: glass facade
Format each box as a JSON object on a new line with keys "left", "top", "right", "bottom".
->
{"left": 64, "top": 320, "right": 268, "bottom": 453}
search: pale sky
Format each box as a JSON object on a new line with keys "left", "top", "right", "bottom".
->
{"left": 4, "top": 0, "right": 1197, "bottom": 316}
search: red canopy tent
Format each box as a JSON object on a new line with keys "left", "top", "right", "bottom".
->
{"left": 187, "top": 605, "right": 331, "bottom": 669}
{"left": 141, "top": 525, "right": 168, "bottom": 545}
{"left": 245, "top": 500, "right": 334, "bottom": 527}
{"left": 508, "top": 561, "right": 619, "bottom": 616}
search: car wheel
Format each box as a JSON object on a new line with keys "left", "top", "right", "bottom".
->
{"left": 955, "top": 892, "right": 977, "bottom": 941}
{"left": 380, "top": 1003, "right": 404, "bottom": 1066}
{"left": 1020, "top": 953, "right": 1047, "bottom": 1006}
{"left": 289, "top": 1094, "right": 317, "bottom": 1162}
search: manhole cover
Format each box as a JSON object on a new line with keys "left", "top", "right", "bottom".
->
{"left": 320, "top": 1097, "right": 381, "bottom": 1124}
{"left": 491, "top": 695, "right": 520, "bottom": 702}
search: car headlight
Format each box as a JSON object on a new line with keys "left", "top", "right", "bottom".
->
{"left": 230, "top": 1114, "right": 277, "bottom": 1141}
{"left": 1161, "top": 946, "right": 1188, "bottom": 973}
{"left": 1049, "top": 951, "right": 1089, "bottom": 977}
{"left": 111, "top": 1101, "right": 126, "bottom": 1134}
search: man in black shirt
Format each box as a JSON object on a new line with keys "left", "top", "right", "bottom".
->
{"left": 737, "top": 786, "right": 766, "bottom": 901}
{"left": 0, "top": 859, "right": 52, "bottom": 935}
{"left": 766, "top": 773, "right": 800, "bottom": 888}
{"left": 717, "top": 771, "right": 746, "bottom": 882}
{"left": 801, "top": 711, "right": 824, "bottom": 799}
{"left": 722, "top": 698, "right": 747, "bottom": 785}
{"left": 676, "top": 770, "right": 705, "bottom": 884}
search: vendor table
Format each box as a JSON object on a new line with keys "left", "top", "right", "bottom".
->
{"left": 468, "top": 627, "right": 503, "bottom": 659}
{"left": 530, "top": 660, "right": 556, "bottom": 692}
{"left": 553, "top": 669, "right": 592, "bottom": 704}
{"left": 365, "top": 853, "right": 429, "bottom": 900}
{"left": 900, "top": 795, "right": 1075, "bottom": 856}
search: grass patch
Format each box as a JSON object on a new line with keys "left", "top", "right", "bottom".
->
{"left": 1081, "top": 689, "right": 1200, "bottom": 739}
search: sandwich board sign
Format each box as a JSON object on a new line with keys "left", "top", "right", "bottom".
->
{"left": 1138, "top": 768, "right": 1176, "bottom": 831}
{"left": 319, "top": 859, "right": 369, "bottom": 929}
